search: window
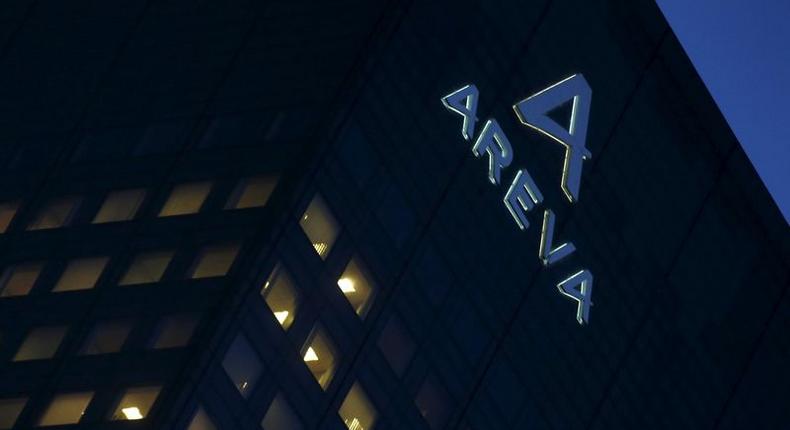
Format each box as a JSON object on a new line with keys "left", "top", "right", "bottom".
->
{"left": 188, "top": 244, "right": 240, "bottom": 279}
{"left": 158, "top": 182, "right": 212, "bottom": 217}
{"left": 37, "top": 392, "right": 93, "bottom": 426}
{"left": 299, "top": 194, "right": 339, "bottom": 259}
{"left": 377, "top": 315, "right": 415, "bottom": 377}
{"left": 0, "top": 262, "right": 43, "bottom": 297}
{"left": 52, "top": 257, "right": 108, "bottom": 292}
{"left": 302, "top": 325, "right": 337, "bottom": 390}
{"left": 111, "top": 386, "right": 161, "bottom": 421}
{"left": 27, "top": 197, "right": 80, "bottom": 230}
{"left": 0, "top": 202, "right": 18, "bottom": 233}
{"left": 93, "top": 189, "right": 146, "bottom": 223}
{"left": 13, "top": 326, "right": 67, "bottom": 361}
{"left": 79, "top": 320, "right": 133, "bottom": 355}
{"left": 222, "top": 334, "right": 263, "bottom": 398}
{"left": 188, "top": 407, "right": 216, "bottom": 430}
{"left": 339, "top": 383, "right": 377, "bottom": 430}
{"left": 150, "top": 314, "right": 199, "bottom": 349}
{"left": 261, "top": 393, "right": 303, "bottom": 430}
{"left": 0, "top": 398, "right": 26, "bottom": 429}
{"left": 337, "top": 257, "right": 376, "bottom": 318}
{"left": 226, "top": 176, "right": 277, "bottom": 209}
{"left": 118, "top": 251, "right": 173, "bottom": 285}
{"left": 415, "top": 377, "right": 451, "bottom": 430}
{"left": 261, "top": 264, "right": 299, "bottom": 330}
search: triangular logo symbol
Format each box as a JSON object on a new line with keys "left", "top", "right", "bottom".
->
{"left": 513, "top": 74, "right": 592, "bottom": 203}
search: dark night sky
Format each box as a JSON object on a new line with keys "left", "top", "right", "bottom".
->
{"left": 657, "top": 0, "right": 790, "bottom": 222}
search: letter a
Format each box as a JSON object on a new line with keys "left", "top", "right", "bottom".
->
{"left": 557, "top": 270, "right": 593, "bottom": 325}
{"left": 513, "top": 74, "right": 592, "bottom": 203}
{"left": 441, "top": 85, "right": 479, "bottom": 140}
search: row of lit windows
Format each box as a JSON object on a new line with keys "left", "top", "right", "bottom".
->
{"left": 182, "top": 378, "right": 376, "bottom": 430}
{"left": 190, "top": 194, "right": 393, "bottom": 430}
{"left": 0, "top": 385, "right": 163, "bottom": 428}
{"left": 8, "top": 313, "right": 199, "bottom": 363}
{"left": 294, "top": 194, "right": 453, "bottom": 429}
{"left": 0, "top": 175, "right": 277, "bottom": 233}
{"left": 215, "top": 331, "right": 377, "bottom": 430}
{"left": 0, "top": 244, "right": 240, "bottom": 298}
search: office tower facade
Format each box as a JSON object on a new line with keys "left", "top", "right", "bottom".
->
{"left": 0, "top": 0, "right": 787, "bottom": 429}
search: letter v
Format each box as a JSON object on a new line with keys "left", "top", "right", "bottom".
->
{"left": 539, "top": 209, "right": 576, "bottom": 266}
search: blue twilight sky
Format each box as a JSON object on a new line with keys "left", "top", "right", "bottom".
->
{"left": 656, "top": 0, "right": 790, "bottom": 222}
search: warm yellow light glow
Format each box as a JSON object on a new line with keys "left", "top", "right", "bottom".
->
{"left": 313, "top": 242, "right": 328, "bottom": 256}
{"left": 304, "top": 347, "right": 319, "bottom": 362}
{"left": 273, "top": 311, "right": 289, "bottom": 325}
{"left": 122, "top": 407, "right": 143, "bottom": 420}
{"left": 345, "top": 417, "right": 364, "bottom": 430}
{"left": 337, "top": 277, "right": 356, "bottom": 293}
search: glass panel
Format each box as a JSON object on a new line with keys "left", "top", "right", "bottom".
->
{"left": 93, "top": 189, "right": 146, "bottom": 223}
{"left": 377, "top": 315, "right": 415, "bottom": 377}
{"left": 261, "top": 393, "right": 302, "bottom": 430}
{"left": 187, "top": 407, "right": 216, "bottom": 430}
{"left": 261, "top": 264, "right": 299, "bottom": 330}
{"left": 222, "top": 334, "right": 263, "bottom": 398}
{"left": 118, "top": 251, "right": 173, "bottom": 285}
{"left": 53, "top": 257, "right": 108, "bottom": 292}
{"left": 37, "top": 392, "right": 93, "bottom": 426}
{"left": 0, "top": 262, "right": 43, "bottom": 297}
{"left": 415, "top": 377, "right": 451, "bottom": 430}
{"left": 151, "top": 314, "right": 199, "bottom": 349}
{"left": 158, "top": 182, "right": 212, "bottom": 217}
{"left": 0, "top": 202, "right": 19, "bottom": 234}
{"left": 13, "top": 326, "right": 68, "bottom": 361}
{"left": 299, "top": 195, "right": 339, "bottom": 259}
{"left": 0, "top": 398, "right": 26, "bottom": 429}
{"left": 27, "top": 197, "right": 80, "bottom": 230}
{"left": 79, "top": 320, "right": 133, "bottom": 355}
{"left": 339, "top": 382, "right": 377, "bottom": 430}
{"left": 111, "top": 386, "right": 161, "bottom": 421}
{"left": 302, "top": 325, "right": 337, "bottom": 390}
{"left": 189, "top": 244, "right": 240, "bottom": 279}
{"left": 226, "top": 176, "right": 277, "bottom": 209}
{"left": 337, "top": 258, "right": 375, "bottom": 318}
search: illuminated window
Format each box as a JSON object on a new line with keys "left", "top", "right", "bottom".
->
{"left": 37, "top": 392, "right": 93, "bottom": 426}
{"left": 415, "top": 377, "right": 451, "bottom": 430}
{"left": 111, "top": 386, "right": 161, "bottom": 421}
{"left": 13, "top": 326, "right": 67, "bottom": 361}
{"left": 261, "top": 393, "right": 303, "bottom": 430}
{"left": 339, "top": 382, "right": 377, "bottom": 430}
{"left": 299, "top": 194, "right": 339, "bottom": 259}
{"left": 261, "top": 264, "right": 299, "bottom": 330}
{"left": 118, "top": 251, "right": 173, "bottom": 285}
{"left": 158, "top": 182, "right": 212, "bottom": 217}
{"left": 187, "top": 407, "right": 216, "bottom": 430}
{"left": 226, "top": 176, "right": 277, "bottom": 209}
{"left": 150, "top": 314, "right": 199, "bottom": 349}
{"left": 79, "top": 320, "right": 133, "bottom": 355}
{"left": 93, "top": 189, "right": 146, "bottom": 224}
{"left": 188, "top": 244, "right": 240, "bottom": 279}
{"left": 337, "top": 258, "right": 376, "bottom": 318}
{"left": 0, "top": 398, "right": 26, "bottom": 429}
{"left": 52, "top": 257, "right": 108, "bottom": 292}
{"left": 0, "top": 202, "right": 18, "bottom": 233}
{"left": 27, "top": 197, "right": 80, "bottom": 230}
{"left": 0, "top": 262, "right": 43, "bottom": 297}
{"left": 377, "top": 315, "right": 415, "bottom": 376}
{"left": 222, "top": 333, "right": 263, "bottom": 398}
{"left": 301, "top": 325, "right": 337, "bottom": 390}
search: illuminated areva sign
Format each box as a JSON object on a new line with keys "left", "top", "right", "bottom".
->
{"left": 441, "top": 74, "right": 594, "bottom": 325}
